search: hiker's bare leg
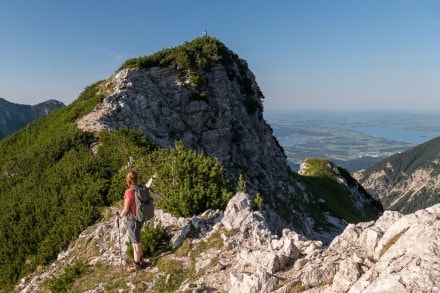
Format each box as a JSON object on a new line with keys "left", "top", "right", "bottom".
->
{"left": 133, "top": 243, "right": 142, "bottom": 263}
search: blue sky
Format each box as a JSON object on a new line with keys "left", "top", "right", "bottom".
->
{"left": 1, "top": 0, "right": 439, "bottom": 111}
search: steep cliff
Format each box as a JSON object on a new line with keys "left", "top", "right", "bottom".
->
{"left": 0, "top": 98, "right": 65, "bottom": 139}
{"left": 354, "top": 136, "right": 440, "bottom": 214}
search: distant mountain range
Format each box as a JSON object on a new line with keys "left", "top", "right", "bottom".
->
{"left": 0, "top": 98, "right": 65, "bottom": 139}
{"left": 354, "top": 136, "right": 440, "bottom": 214}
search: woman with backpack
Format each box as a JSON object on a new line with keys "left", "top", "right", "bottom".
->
{"left": 117, "top": 170, "right": 154, "bottom": 272}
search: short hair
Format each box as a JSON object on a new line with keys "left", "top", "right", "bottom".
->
{"left": 125, "top": 171, "right": 138, "bottom": 187}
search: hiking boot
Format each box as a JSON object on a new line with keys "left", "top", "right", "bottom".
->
{"left": 127, "top": 262, "right": 141, "bottom": 272}
{"left": 139, "top": 260, "right": 149, "bottom": 268}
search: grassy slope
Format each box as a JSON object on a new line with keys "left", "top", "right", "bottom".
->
{"left": 294, "top": 158, "right": 382, "bottom": 232}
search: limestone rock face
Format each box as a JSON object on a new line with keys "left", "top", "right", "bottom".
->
{"left": 276, "top": 204, "right": 440, "bottom": 293}
{"left": 77, "top": 66, "right": 288, "bottom": 193}
{"left": 355, "top": 165, "right": 440, "bottom": 212}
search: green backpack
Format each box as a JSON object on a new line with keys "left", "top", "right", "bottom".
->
{"left": 133, "top": 184, "right": 154, "bottom": 222}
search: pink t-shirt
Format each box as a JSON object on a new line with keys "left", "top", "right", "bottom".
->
{"left": 124, "top": 188, "right": 136, "bottom": 215}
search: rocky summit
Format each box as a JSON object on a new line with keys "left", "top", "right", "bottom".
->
{"left": 77, "top": 44, "right": 288, "bottom": 195}
{"left": 76, "top": 41, "right": 304, "bottom": 234}
{"left": 76, "top": 37, "right": 382, "bottom": 241}
{"left": 18, "top": 193, "right": 439, "bottom": 292}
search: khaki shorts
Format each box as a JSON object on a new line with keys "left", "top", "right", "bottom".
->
{"left": 125, "top": 216, "right": 144, "bottom": 244}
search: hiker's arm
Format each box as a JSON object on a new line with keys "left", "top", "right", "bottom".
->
{"left": 145, "top": 174, "right": 157, "bottom": 188}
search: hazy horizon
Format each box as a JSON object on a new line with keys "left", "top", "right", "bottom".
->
{"left": 3, "top": 96, "right": 440, "bottom": 114}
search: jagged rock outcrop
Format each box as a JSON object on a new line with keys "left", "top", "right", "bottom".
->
{"left": 17, "top": 193, "right": 317, "bottom": 292}
{"left": 77, "top": 65, "right": 287, "bottom": 192}
{"left": 230, "top": 199, "right": 439, "bottom": 292}
{"left": 354, "top": 136, "right": 440, "bottom": 214}
{"left": 277, "top": 203, "right": 440, "bottom": 292}
{"left": 17, "top": 193, "right": 439, "bottom": 292}
{"left": 0, "top": 98, "right": 65, "bottom": 139}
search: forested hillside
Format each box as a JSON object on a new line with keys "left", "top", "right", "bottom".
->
{"left": 0, "top": 98, "right": 64, "bottom": 139}
{"left": 354, "top": 136, "right": 440, "bottom": 213}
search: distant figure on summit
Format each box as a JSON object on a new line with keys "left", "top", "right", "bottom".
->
{"left": 117, "top": 170, "right": 155, "bottom": 272}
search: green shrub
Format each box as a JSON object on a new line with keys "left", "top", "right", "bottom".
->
{"left": 120, "top": 37, "right": 227, "bottom": 73}
{"left": 142, "top": 222, "right": 171, "bottom": 257}
{"left": 300, "top": 158, "right": 337, "bottom": 178}
{"left": 253, "top": 193, "right": 263, "bottom": 210}
{"left": 46, "top": 260, "right": 87, "bottom": 293}
{"left": 188, "top": 72, "right": 202, "bottom": 85}
{"left": 237, "top": 174, "right": 247, "bottom": 193}
{"left": 150, "top": 141, "right": 233, "bottom": 217}
{"left": 127, "top": 221, "right": 171, "bottom": 259}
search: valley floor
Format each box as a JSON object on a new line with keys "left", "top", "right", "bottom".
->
{"left": 266, "top": 110, "right": 440, "bottom": 172}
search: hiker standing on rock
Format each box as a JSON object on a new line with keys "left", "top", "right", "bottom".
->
{"left": 117, "top": 170, "right": 154, "bottom": 272}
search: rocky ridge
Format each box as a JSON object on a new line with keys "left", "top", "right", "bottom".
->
{"left": 0, "top": 98, "right": 65, "bottom": 139}
{"left": 18, "top": 193, "right": 440, "bottom": 292}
